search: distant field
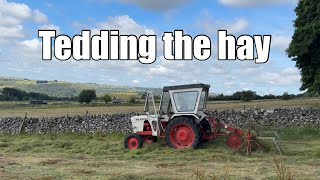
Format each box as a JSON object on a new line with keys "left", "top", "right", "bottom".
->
{"left": 109, "top": 92, "right": 139, "bottom": 99}
{"left": 0, "top": 76, "right": 162, "bottom": 98}
{"left": 207, "top": 98, "right": 320, "bottom": 110}
{"left": 0, "top": 129, "right": 319, "bottom": 179}
{"left": 0, "top": 98, "right": 319, "bottom": 118}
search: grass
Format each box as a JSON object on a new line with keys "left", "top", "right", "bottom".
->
{"left": 0, "top": 97, "right": 319, "bottom": 118}
{"left": 108, "top": 92, "right": 139, "bottom": 99}
{"left": 0, "top": 101, "right": 144, "bottom": 118}
{"left": 0, "top": 129, "right": 320, "bottom": 179}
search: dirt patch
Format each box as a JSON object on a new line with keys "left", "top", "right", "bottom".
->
{"left": 0, "top": 158, "right": 20, "bottom": 166}
{"left": 35, "top": 176, "right": 54, "bottom": 180}
{"left": 75, "top": 155, "right": 87, "bottom": 160}
{"left": 71, "top": 169, "right": 94, "bottom": 176}
{"left": 87, "top": 163, "right": 101, "bottom": 168}
{"left": 156, "top": 162, "right": 187, "bottom": 168}
{"left": 40, "top": 159, "right": 63, "bottom": 165}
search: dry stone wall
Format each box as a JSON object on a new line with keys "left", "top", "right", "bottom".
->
{"left": 0, "top": 108, "right": 319, "bottom": 134}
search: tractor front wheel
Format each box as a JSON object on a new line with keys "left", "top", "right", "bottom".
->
{"left": 165, "top": 117, "right": 201, "bottom": 149}
{"left": 124, "top": 133, "right": 143, "bottom": 150}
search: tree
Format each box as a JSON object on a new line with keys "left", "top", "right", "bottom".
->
{"left": 232, "top": 90, "right": 257, "bottom": 102}
{"left": 281, "top": 92, "right": 292, "bottom": 100}
{"left": 240, "top": 91, "right": 257, "bottom": 102}
{"left": 287, "top": 0, "right": 320, "bottom": 94}
{"left": 78, "top": 89, "right": 96, "bottom": 104}
{"left": 102, "top": 94, "right": 112, "bottom": 104}
{"left": 1, "top": 87, "right": 29, "bottom": 101}
{"left": 129, "top": 95, "right": 136, "bottom": 103}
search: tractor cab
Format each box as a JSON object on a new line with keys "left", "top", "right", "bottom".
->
{"left": 143, "top": 83, "right": 210, "bottom": 120}
{"left": 159, "top": 83, "right": 209, "bottom": 120}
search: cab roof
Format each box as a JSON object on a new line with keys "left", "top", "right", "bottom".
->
{"left": 163, "top": 83, "right": 210, "bottom": 92}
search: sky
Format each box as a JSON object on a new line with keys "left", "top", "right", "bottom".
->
{"left": 0, "top": 0, "right": 301, "bottom": 95}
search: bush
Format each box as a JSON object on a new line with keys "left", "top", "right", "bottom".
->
{"left": 102, "top": 94, "right": 112, "bottom": 104}
{"left": 78, "top": 89, "right": 96, "bottom": 104}
{"left": 237, "top": 91, "right": 257, "bottom": 102}
{"left": 281, "top": 92, "right": 291, "bottom": 100}
{"left": 129, "top": 96, "right": 136, "bottom": 103}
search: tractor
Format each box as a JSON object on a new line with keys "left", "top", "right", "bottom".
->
{"left": 124, "top": 83, "right": 263, "bottom": 153}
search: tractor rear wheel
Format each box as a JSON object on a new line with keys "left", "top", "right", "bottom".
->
{"left": 165, "top": 117, "right": 201, "bottom": 149}
{"left": 226, "top": 134, "right": 244, "bottom": 149}
{"left": 124, "top": 133, "right": 143, "bottom": 150}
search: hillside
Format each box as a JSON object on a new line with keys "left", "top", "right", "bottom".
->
{"left": 0, "top": 77, "right": 162, "bottom": 98}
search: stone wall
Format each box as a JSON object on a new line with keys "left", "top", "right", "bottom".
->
{"left": 0, "top": 108, "right": 319, "bottom": 134}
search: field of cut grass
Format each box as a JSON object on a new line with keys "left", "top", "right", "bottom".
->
{"left": 0, "top": 128, "right": 320, "bottom": 179}
{"left": 108, "top": 92, "right": 139, "bottom": 99}
{"left": 0, "top": 98, "right": 319, "bottom": 118}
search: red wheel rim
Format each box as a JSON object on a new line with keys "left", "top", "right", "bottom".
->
{"left": 128, "top": 137, "right": 139, "bottom": 149}
{"left": 170, "top": 124, "right": 195, "bottom": 148}
{"left": 227, "top": 134, "right": 243, "bottom": 149}
{"left": 144, "top": 136, "right": 153, "bottom": 144}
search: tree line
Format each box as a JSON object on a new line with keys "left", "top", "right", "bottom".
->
{"left": 0, "top": 87, "right": 78, "bottom": 101}
{"left": 0, "top": 87, "right": 317, "bottom": 104}
{"left": 208, "top": 90, "right": 307, "bottom": 101}
{"left": 0, "top": 87, "right": 134, "bottom": 104}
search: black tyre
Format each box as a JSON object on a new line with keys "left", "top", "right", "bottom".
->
{"left": 152, "top": 136, "right": 158, "bottom": 142}
{"left": 165, "top": 117, "right": 201, "bottom": 149}
{"left": 124, "top": 133, "right": 143, "bottom": 150}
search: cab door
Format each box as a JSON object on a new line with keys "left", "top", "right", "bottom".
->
{"left": 144, "top": 92, "right": 160, "bottom": 136}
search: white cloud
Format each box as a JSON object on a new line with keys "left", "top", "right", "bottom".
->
{"left": 33, "top": 10, "right": 48, "bottom": 24}
{"left": 218, "top": 0, "right": 297, "bottom": 8}
{"left": 0, "top": 0, "right": 32, "bottom": 19}
{"left": 0, "top": 13, "right": 21, "bottom": 26}
{"left": 39, "top": 24, "right": 61, "bottom": 34}
{"left": 132, "top": 80, "right": 140, "bottom": 84}
{"left": 229, "top": 19, "right": 249, "bottom": 34}
{"left": 147, "top": 65, "right": 172, "bottom": 76}
{"left": 72, "top": 21, "right": 89, "bottom": 29}
{"left": 93, "top": 15, "right": 155, "bottom": 35}
{"left": 108, "top": 78, "right": 117, "bottom": 82}
{"left": 0, "top": 25, "right": 24, "bottom": 38}
{"left": 260, "top": 67, "right": 300, "bottom": 86}
{"left": 271, "top": 35, "right": 291, "bottom": 53}
{"left": 0, "top": 0, "right": 49, "bottom": 40}
{"left": 198, "top": 12, "right": 249, "bottom": 35}
{"left": 209, "top": 64, "right": 225, "bottom": 74}
{"left": 120, "top": 0, "right": 191, "bottom": 11}
{"left": 20, "top": 38, "right": 41, "bottom": 51}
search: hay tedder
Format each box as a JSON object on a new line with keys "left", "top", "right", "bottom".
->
{"left": 124, "top": 84, "right": 269, "bottom": 154}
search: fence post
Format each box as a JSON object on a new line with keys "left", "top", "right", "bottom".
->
{"left": 19, "top": 112, "right": 28, "bottom": 134}
{"left": 86, "top": 110, "right": 89, "bottom": 133}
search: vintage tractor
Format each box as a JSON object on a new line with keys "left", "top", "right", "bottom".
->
{"left": 124, "top": 83, "right": 262, "bottom": 154}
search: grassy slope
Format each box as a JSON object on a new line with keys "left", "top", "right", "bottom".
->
{"left": 0, "top": 98, "right": 319, "bottom": 118}
{"left": 0, "top": 77, "right": 161, "bottom": 97}
{"left": 0, "top": 130, "right": 319, "bottom": 179}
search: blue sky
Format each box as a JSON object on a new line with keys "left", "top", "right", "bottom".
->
{"left": 0, "top": 0, "right": 300, "bottom": 95}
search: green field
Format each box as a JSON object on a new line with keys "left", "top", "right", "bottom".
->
{"left": 0, "top": 98, "right": 320, "bottom": 179}
{"left": 0, "top": 98, "right": 319, "bottom": 118}
{"left": 0, "top": 129, "right": 320, "bottom": 179}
